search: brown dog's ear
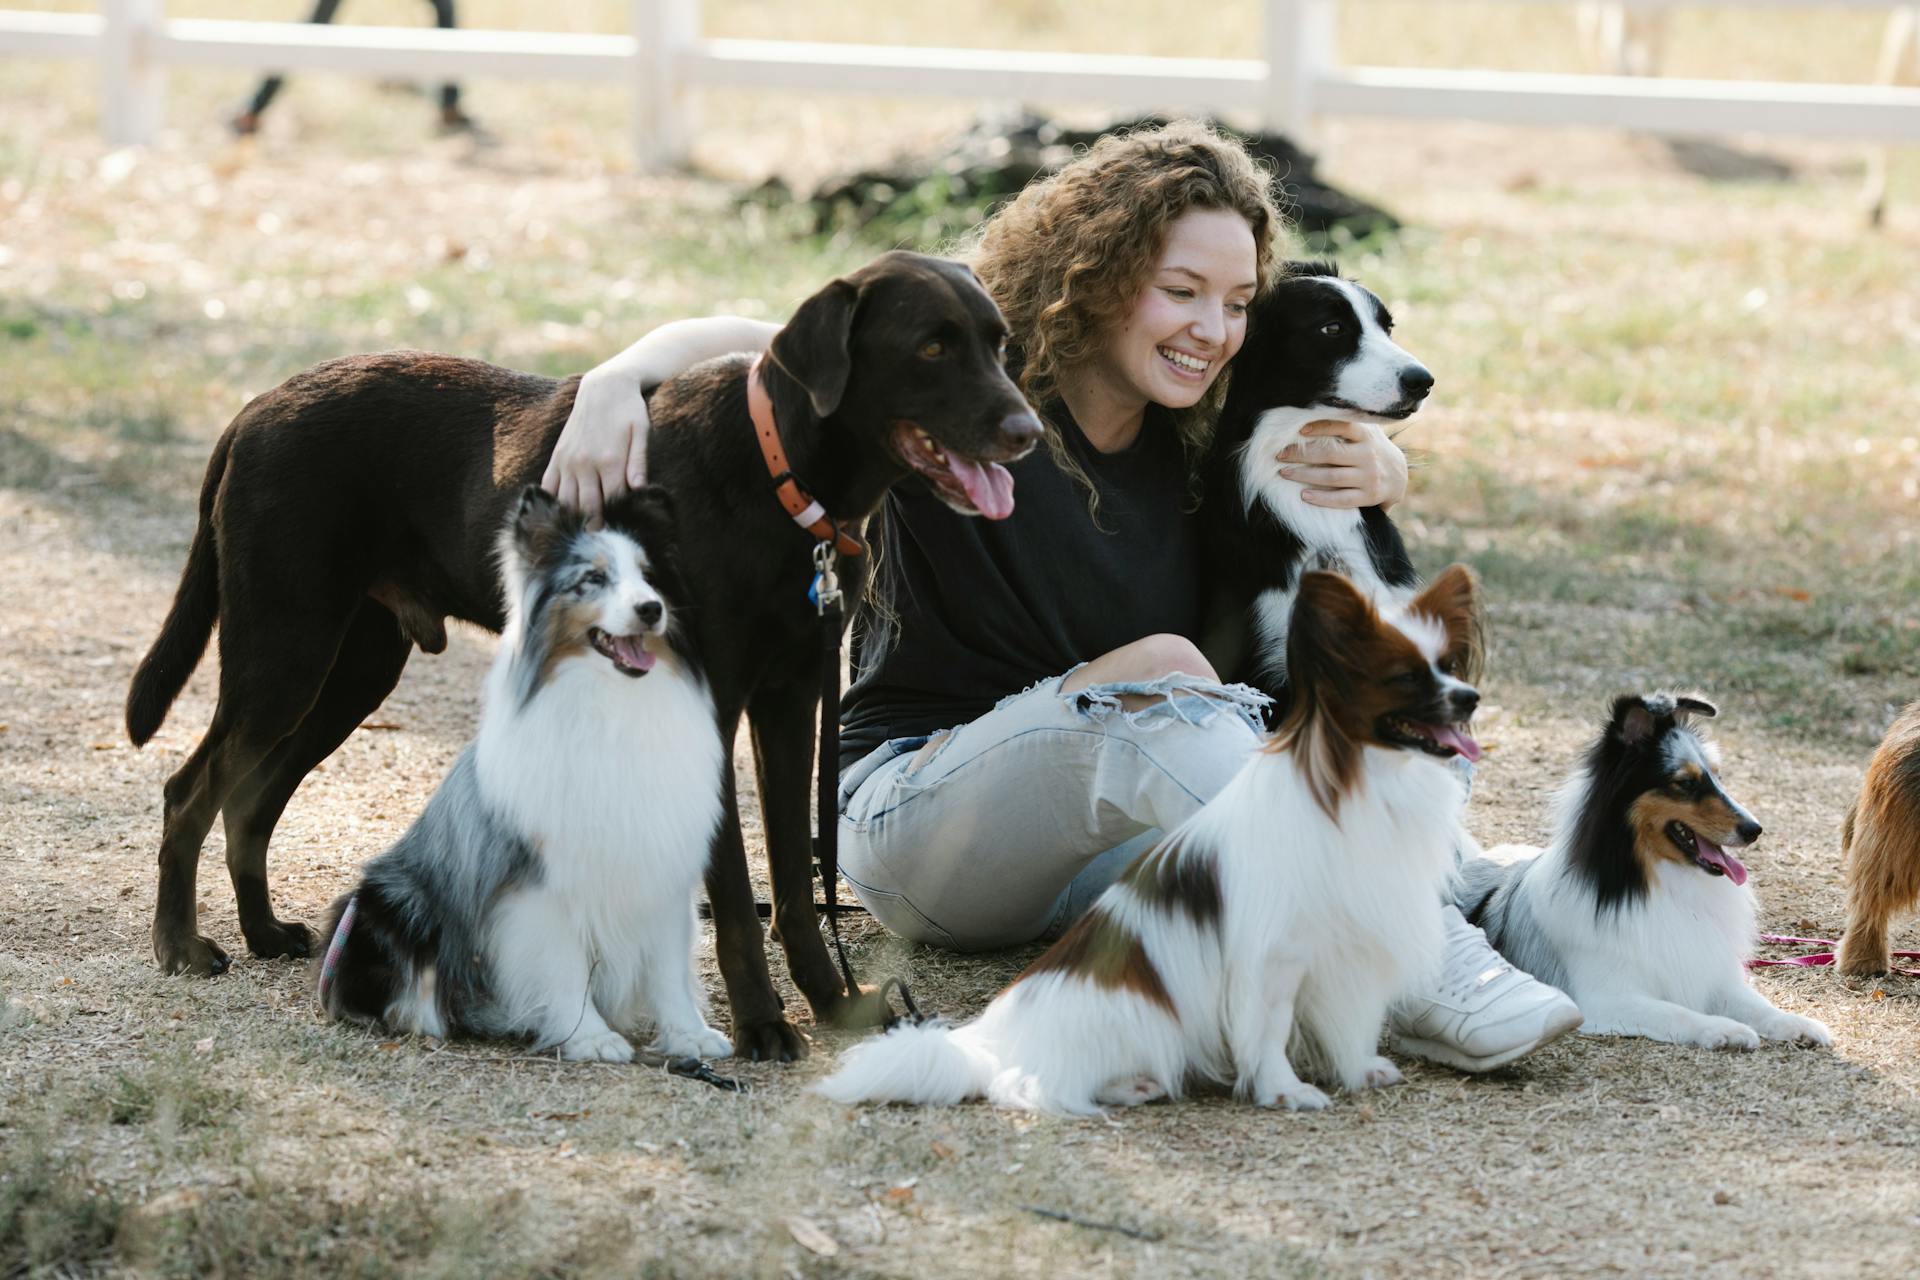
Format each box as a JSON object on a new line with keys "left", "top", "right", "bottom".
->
{"left": 769, "top": 277, "right": 859, "bottom": 418}
{"left": 1411, "top": 563, "right": 1484, "bottom": 684}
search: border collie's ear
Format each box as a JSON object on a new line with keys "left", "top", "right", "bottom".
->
{"left": 1411, "top": 563, "right": 1483, "bottom": 683}
{"left": 1608, "top": 694, "right": 1660, "bottom": 747}
{"left": 770, "top": 277, "right": 859, "bottom": 418}
{"left": 1280, "top": 259, "right": 1341, "bottom": 280}
{"left": 1288, "top": 571, "right": 1377, "bottom": 691}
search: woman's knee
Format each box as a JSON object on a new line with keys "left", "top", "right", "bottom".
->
{"left": 1062, "top": 633, "right": 1218, "bottom": 694}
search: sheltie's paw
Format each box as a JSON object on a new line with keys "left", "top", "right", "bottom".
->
{"left": 560, "top": 1029, "right": 636, "bottom": 1063}
{"left": 1682, "top": 1018, "right": 1761, "bottom": 1052}
{"left": 1259, "top": 1081, "right": 1331, "bottom": 1111}
{"left": 1345, "top": 1056, "right": 1404, "bottom": 1091}
{"left": 653, "top": 1025, "right": 734, "bottom": 1061}
{"left": 1094, "top": 1075, "right": 1167, "bottom": 1107}
{"left": 1757, "top": 1013, "right": 1832, "bottom": 1048}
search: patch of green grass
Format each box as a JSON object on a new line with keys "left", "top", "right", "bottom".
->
{"left": 0, "top": 1127, "right": 124, "bottom": 1278}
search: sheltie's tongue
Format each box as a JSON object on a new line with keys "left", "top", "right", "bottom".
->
{"left": 1426, "top": 724, "right": 1483, "bottom": 763}
{"left": 945, "top": 454, "right": 1016, "bottom": 520}
{"left": 1694, "top": 836, "right": 1747, "bottom": 886}
{"left": 610, "top": 634, "right": 656, "bottom": 674}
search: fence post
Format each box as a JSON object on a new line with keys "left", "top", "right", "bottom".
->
{"left": 102, "top": 0, "right": 164, "bottom": 145}
{"left": 632, "top": 0, "right": 698, "bottom": 167}
{"left": 1263, "top": 0, "right": 1335, "bottom": 147}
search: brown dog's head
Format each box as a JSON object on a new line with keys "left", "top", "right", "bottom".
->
{"left": 1269, "top": 565, "right": 1484, "bottom": 817}
{"left": 768, "top": 250, "right": 1041, "bottom": 520}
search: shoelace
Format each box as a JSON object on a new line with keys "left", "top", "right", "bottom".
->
{"left": 1435, "top": 914, "right": 1516, "bottom": 999}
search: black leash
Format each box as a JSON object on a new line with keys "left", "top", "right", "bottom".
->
{"left": 811, "top": 541, "right": 924, "bottom": 1028}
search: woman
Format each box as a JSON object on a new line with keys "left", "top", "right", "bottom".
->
{"left": 545, "top": 122, "right": 1579, "bottom": 1072}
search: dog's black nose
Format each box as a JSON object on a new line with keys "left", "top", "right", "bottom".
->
{"left": 999, "top": 410, "right": 1043, "bottom": 454}
{"left": 1400, "top": 365, "right": 1435, "bottom": 401}
{"left": 1449, "top": 686, "right": 1479, "bottom": 716}
{"left": 1737, "top": 818, "right": 1763, "bottom": 845}
{"left": 636, "top": 600, "right": 663, "bottom": 628}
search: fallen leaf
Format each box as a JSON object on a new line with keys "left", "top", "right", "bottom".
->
{"left": 930, "top": 1139, "right": 956, "bottom": 1160}
{"left": 885, "top": 1185, "right": 915, "bottom": 1205}
{"left": 1770, "top": 586, "right": 1812, "bottom": 603}
{"left": 377, "top": 1041, "right": 402, "bottom": 1052}
{"left": 194, "top": 1036, "right": 214, "bottom": 1053}
{"left": 786, "top": 1216, "right": 838, "bottom": 1257}
{"left": 137, "top": 1188, "right": 205, "bottom": 1218}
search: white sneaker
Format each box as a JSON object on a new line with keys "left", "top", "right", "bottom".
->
{"left": 1390, "top": 905, "right": 1583, "bottom": 1072}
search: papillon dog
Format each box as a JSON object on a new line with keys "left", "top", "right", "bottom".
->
{"left": 815, "top": 566, "right": 1484, "bottom": 1114}
{"left": 317, "top": 486, "right": 732, "bottom": 1063}
{"left": 1458, "top": 693, "right": 1832, "bottom": 1050}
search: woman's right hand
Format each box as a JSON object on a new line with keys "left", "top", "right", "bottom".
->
{"left": 542, "top": 366, "right": 652, "bottom": 524}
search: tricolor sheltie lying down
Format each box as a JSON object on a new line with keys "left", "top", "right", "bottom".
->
{"left": 1459, "top": 693, "right": 1831, "bottom": 1051}
{"left": 317, "top": 487, "right": 732, "bottom": 1063}
{"left": 816, "top": 566, "right": 1484, "bottom": 1115}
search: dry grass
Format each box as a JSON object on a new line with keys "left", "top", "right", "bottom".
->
{"left": 5, "top": 3, "right": 1920, "bottom": 1277}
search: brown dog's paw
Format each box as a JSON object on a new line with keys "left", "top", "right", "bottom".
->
{"left": 155, "top": 932, "right": 232, "bottom": 977}
{"left": 731, "top": 1017, "right": 810, "bottom": 1063}
{"left": 242, "top": 918, "right": 314, "bottom": 960}
{"left": 818, "top": 986, "right": 896, "bottom": 1031}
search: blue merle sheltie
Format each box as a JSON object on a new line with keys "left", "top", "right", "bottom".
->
{"left": 1204, "top": 262, "right": 1436, "bottom": 708}
{"left": 317, "top": 485, "right": 732, "bottom": 1063}
{"left": 1458, "top": 693, "right": 1831, "bottom": 1051}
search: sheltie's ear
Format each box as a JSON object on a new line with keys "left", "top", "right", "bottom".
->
{"left": 1409, "top": 563, "right": 1483, "bottom": 684}
{"left": 509, "top": 484, "right": 584, "bottom": 570}
{"left": 1673, "top": 693, "right": 1718, "bottom": 728}
{"left": 1608, "top": 693, "right": 1661, "bottom": 748}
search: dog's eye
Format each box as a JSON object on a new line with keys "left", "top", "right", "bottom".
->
{"left": 1319, "top": 322, "right": 1345, "bottom": 337}
{"left": 578, "top": 570, "right": 608, "bottom": 590}
{"left": 919, "top": 340, "right": 945, "bottom": 360}
{"left": 1437, "top": 656, "right": 1456, "bottom": 675}
{"left": 1389, "top": 671, "right": 1422, "bottom": 687}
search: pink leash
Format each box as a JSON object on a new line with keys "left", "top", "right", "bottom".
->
{"left": 1747, "top": 933, "right": 1920, "bottom": 978}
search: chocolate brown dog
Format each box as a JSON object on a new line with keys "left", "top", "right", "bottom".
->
{"left": 126, "top": 250, "right": 1041, "bottom": 1059}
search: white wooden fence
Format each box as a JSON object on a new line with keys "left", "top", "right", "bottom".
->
{"left": 1, "top": 1, "right": 1916, "bottom": 163}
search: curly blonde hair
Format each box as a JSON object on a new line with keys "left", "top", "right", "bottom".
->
{"left": 967, "top": 120, "right": 1283, "bottom": 512}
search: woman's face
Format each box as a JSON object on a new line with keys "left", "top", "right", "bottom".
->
{"left": 1097, "top": 207, "right": 1258, "bottom": 411}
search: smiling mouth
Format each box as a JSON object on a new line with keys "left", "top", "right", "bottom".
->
{"left": 892, "top": 423, "right": 1019, "bottom": 520}
{"left": 588, "top": 627, "right": 656, "bottom": 677}
{"left": 1666, "top": 820, "right": 1748, "bottom": 885}
{"left": 1379, "top": 715, "right": 1482, "bottom": 762}
{"left": 1157, "top": 346, "right": 1212, "bottom": 379}
{"left": 1323, "top": 395, "right": 1423, "bottom": 422}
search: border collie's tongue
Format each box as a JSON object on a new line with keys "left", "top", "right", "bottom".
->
{"left": 610, "top": 634, "right": 656, "bottom": 674}
{"left": 1425, "top": 724, "right": 1483, "bottom": 763}
{"left": 1694, "top": 835, "right": 1747, "bottom": 886}
{"left": 945, "top": 455, "right": 1016, "bottom": 520}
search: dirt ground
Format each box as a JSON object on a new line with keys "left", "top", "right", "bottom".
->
{"left": 5, "top": 15, "right": 1920, "bottom": 1275}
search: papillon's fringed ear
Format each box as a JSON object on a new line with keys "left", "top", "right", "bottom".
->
{"left": 1412, "top": 563, "right": 1484, "bottom": 684}
{"left": 1609, "top": 694, "right": 1660, "bottom": 747}
{"left": 770, "top": 277, "right": 860, "bottom": 419}
{"left": 1286, "top": 571, "right": 1377, "bottom": 690}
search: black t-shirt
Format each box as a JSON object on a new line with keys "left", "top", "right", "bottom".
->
{"left": 839, "top": 400, "right": 1205, "bottom": 773}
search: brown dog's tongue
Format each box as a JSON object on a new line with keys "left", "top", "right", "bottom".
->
{"left": 947, "top": 456, "right": 1016, "bottom": 520}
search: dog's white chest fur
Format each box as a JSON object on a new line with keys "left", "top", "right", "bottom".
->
{"left": 1241, "top": 408, "right": 1402, "bottom": 681}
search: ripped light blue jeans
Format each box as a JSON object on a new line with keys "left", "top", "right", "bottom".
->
{"left": 836, "top": 667, "right": 1272, "bottom": 951}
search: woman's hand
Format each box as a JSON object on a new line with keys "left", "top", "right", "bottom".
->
{"left": 1278, "top": 419, "right": 1409, "bottom": 510}
{"left": 543, "top": 366, "right": 650, "bottom": 524}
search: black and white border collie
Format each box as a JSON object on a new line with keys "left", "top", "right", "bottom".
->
{"left": 1205, "top": 261, "right": 1436, "bottom": 709}
{"left": 1458, "top": 693, "right": 1832, "bottom": 1051}
{"left": 317, "top": 486, "right": 732, "bottom": 1063}
{"left": 815, "top": 566, "right": 1484, "bottom": 1114}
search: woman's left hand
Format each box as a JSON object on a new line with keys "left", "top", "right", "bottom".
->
{"left": 1278, "top": 420, "right": 1409, "bottom": 510}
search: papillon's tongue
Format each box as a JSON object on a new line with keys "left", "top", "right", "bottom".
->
{"left": 1427, "top": 724, "right": 1483, "bottom": 763}
{"left": 611, "top": 634, "right": 656, "bottom": 673}
{"left": 945, "top": 454, "right": 1016, "bottom": 520}
{"left": 1694, "top": 836, "right": 1747, "bottom": 886}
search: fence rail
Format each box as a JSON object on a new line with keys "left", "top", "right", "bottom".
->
{"left": 2, "top": 2, "right": 1916, "bottom": 161}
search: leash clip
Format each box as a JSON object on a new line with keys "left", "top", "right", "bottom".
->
{"left": 810, "top": 540, "right": 842, "bottom": 615}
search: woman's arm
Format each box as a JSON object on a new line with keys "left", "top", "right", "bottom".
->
{"left": 1277, "top": 420, "right": 1410, "bottom": 511}
{"left": 543, "top": 316, "right": 779, "bottom": 520}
